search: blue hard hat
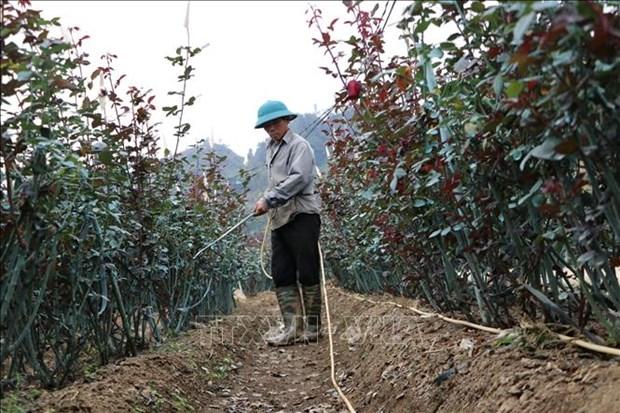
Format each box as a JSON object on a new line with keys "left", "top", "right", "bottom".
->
{"left": 254, "top": 100, "right": 297, "bottom": 129}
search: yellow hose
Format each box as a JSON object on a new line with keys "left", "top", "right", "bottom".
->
{"left": 343, "top": 292, "right": 620, "bottom": 357}
{"left": 260, "top": 218, "right": 356, "bottom": 412}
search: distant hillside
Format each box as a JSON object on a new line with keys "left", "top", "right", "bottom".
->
{"left": 181, "top": 140, "right": 244, "bottom": 180}
{"left": 182, "top": 112, "right": 332, "bottom": 186}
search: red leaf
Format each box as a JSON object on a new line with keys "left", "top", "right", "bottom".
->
{"left": 554, "top": 139, "right": 579, "bottom": 155}
{"left": 434, "top": 157, "right": 445, "bottom": 171}
{"left": 539, "top": 203, "right": 560, "bottom": 217}
{"left": 90, "top": 68, "right": 101, "bottom": 80}
{"left": 539, "top": 25, "right": 566, "bottom": 49}
{"left": 487, "top": 46, "right": 502, "bottom": 59}
{"left": 52, "top": 78, "right": 75, "bottom": 90}
{"left": 77, "top": 35, "right": 90, "bottom": 46}
{"left": 376, "top": 144, "right": 387, "bottom": 156}
{"left": 378, "top": 88, "right": 388, "bottom": 102}
{"left": 420, "top": 163, "right": 433, "bottom": 174}
{"left": 442, "top": 173, "right": 461, "bottom": 194}
{"left": 571, "top": 176, "right": 587, "bottom": 196}
{"left": 589, "top": 13, "right": 611, "bottom": 56}
{"left": 542, "top": 178, "right": 562, "bottom": 195}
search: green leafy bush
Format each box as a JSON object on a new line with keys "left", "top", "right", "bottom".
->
{"left": 311, "top": 1, "right": 620, "bottom": 344}
{"left": 1, "top": 1, "right": 258, "bottom": 388}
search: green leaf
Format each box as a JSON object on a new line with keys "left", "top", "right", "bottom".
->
{"left": 429, "top": 228, "right": 442, "bottom": 238}
{"left": 518, "top": 179, "right": 543, "bottom": 206}
{"left": 523, "top": 284, "right": 573, "bottom": 325}
{"left": 415, "top": 19, "right": 431, "bottom": 34}
{"left": 426, "top": 172, "right": 441, "bottom": 187}
{"left": 576, "top": 1, "right": 597, "bottom": 18}
{"left": 440, "top": 42, "right": 457, "bottom": 52}
{"left": 512, "top": 12, "right": 535, "bottom": 45}
{"left": 429, "top": 48, "right": 443, "bottom": 60}
{"left": 508, "top": 145, "right": 528, "bottom": 161}
{"left": 506, "top": 81, "right": 524, "bottom": 99}
{"left": 493, "top": 75, "right": 503, "bottom": 98}
{"left": 99, "top": 150, "right": 113, "bottom": 165}
{"left": 471, "top": 1, "right": 485, "bottom": 13}
{"left": 390, "top": 167, "right": 407, "bottom": 194}
{"left": 494, "top": 331, "right": 519, "bottom": 347}
{"left": 17, "top": 71, "right": 33, "bottom": 81}
{"left": 439, "top": 126, "right": 450, "bottom": 142}
{"left": 162, "top": 105, "right": 178, "bottom": 114}
{"left": 530, "top": 138, "right": 566, "bottom": 161}
{"left": 464, "top": 122, "right": 477, "bottom": 137}
{"left": 552, "top": 50, "right": 574, "bottom": 66}
{"left": 542, "top": 230, "right": 557, "bottom": 240}
{"left": 0, "top": 27, "right": 13, "bottom": 38}
{"left": 519, "top": 138, "right": 565, "bottom": 169}
{"left": 532, "top": 1, "right": 559, "bottom": 11}
{"left": 595, "top": 59, "right": 620, "bottom": 73}
{"left": 576, "top": 251, "right": 606, "bottom": 267}
{"left": 424, "top": 61, "right": 436, "bottom": 91}
{"left": 454, "top": 56, "right": 472, "bottom": 73}
{"left": 360, "top": 188, "right": 376, "bottom": 200}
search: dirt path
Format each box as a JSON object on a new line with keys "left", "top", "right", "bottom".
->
{"left": 197, "top": 296, "right": 340, "bottom": 412}
{"left": 25, "top": 284, "right": 620, "bottom": 412}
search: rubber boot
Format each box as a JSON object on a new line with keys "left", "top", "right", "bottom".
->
{"left": 301, "top": 284, "right": 322, "bottom": 342}
{"left": 265, "top": 285, "right": 304, "bottom": 346}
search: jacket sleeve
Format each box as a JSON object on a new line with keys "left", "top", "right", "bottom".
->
{"left": 264, "top": 141, "right": 314, "bottom": 208}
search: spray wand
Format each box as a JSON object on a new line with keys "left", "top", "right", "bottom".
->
{"left": 192, "top": 212, "right": 256, "bottom": 260}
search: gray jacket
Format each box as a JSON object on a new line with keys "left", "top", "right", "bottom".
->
{"left": 264, "top": 129, "right": 321, "bottom": 229}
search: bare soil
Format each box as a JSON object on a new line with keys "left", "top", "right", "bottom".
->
{"left": 8, "top": 283, "right": 620, "bottom": 412}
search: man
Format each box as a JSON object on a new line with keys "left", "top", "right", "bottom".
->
{"left": 253, "top": 100, "right": 322, "bottom": 346}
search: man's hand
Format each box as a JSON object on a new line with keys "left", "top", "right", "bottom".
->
{"left": 254, "top": 198, "right": 269, "bottom": 216}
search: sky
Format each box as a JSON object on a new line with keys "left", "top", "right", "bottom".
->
{"left": 33, "top": 1, "right": 411, "bottom": 159}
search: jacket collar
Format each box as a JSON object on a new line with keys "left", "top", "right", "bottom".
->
{"left": 268, "top": 128, "right": 293, "bottom": 148}
{"left": 268, "top": 129, "right": 294, "bottom": 165}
